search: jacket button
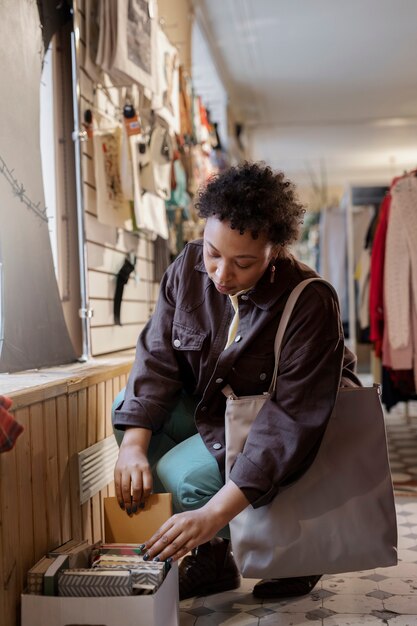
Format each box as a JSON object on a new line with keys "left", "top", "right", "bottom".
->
{"left": 173, "top": 339, "right": 181, "bottom": 348}
{"left": 234, "top": 335, "right": 242, "bottom": 343}
{"left": 201, "top": 406, "right": 207, "bottom": 412}
{"left": 212, "top": 443, "right": 222, "bottom": 450}
{"left": 259, "top": 373, "right": 267, "bottom": 381}
{"left": 240, "top": 294, "right": 249, "bottom": 300}
{"left": 215, "top": 377, "right": 223, "bottom": 384}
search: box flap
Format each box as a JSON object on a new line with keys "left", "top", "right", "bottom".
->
{"left": 104, "top": 494, "right": 172, "bottom": 543}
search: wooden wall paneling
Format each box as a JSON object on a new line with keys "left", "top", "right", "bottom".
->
{"left": 96, "top": 381, "right": 106, "bottom": 442}
{"left": 96, "top": 381, "right": 107, "bottom": 538}
{"left": 79, "top": 67, "right": 94, "bottom": 106}
{"left": 84, "top": 180, "right": 97, "bottom": 217}
{"left": 112, "top": 376, "right": 122, "bottom": 417}
{"left": 109, "top": 376, "right": 123, "bottom": 498}
{"left": 82, "top": 142, "right": 95, "bottom": 193}
{"left": 44, "top": 398, "right": 62, "bottom": 551}
{"left": 87, "top": 385, "right": 97, "bottom": 446}
{"left": 88, "top": 268, "right": 148, "bottom": 301}
{"left": 104, "top": 379, "right": 115, "bottom": 441}
{"left": 87, "top": 241, "right": 128, "bottom": 273}
{"left": 136, "top": 257, "right": 150, "bottom": 281}
{"left": 68, "top": 392, "right": 82, "bottom": 540}
{"left": 87, "top": 385, "right": 102, "bottom": 543}
{"left": 30, "top": 403, "right": 48, "bottom": 561}
{"left": 91, "top": 324, "right": 145, "bottom": 355}
{"left": 0, "top": 446, "right": 19, "bottom": 626}
{"left": 85, "top": 212, "right": 118, "bottom": 246}
{"left": 56, "top": 394, "right": 72, "bottom": 544}
{"left": 105, "top": 378, "right": 115, "bottom": 499}
{"left": 78, "top": 388, "right": 92, "bottom": 542}
{"left": 14, "top": 407, "right": 34, "bottom": 593}
{"left": 90, "top": 299, "right": 150, "bottom": 327}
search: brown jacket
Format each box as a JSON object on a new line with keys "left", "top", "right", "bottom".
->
{"left": 114, "top": 240, "right": 359, "bottom": 508}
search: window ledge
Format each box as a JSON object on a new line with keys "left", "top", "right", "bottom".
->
{"left": 0, "top": 354, "right": 135, "bottom": 409}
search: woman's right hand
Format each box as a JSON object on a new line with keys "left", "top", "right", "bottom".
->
{"left": 114, "top": 427, "right": 153, "bottom": 515}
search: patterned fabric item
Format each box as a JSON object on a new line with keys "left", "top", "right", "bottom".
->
{"left": 0, "top": 396, "right": 23, "bottom": 453}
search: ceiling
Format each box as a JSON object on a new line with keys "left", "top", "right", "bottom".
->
{"left": 192, "top": 0, "right": 417, "bottom": 188}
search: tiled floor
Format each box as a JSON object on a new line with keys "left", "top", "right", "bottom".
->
{"left": 179, "top": 402, "right": 417, "bottom": 625}
{"left": 386, "top": 401, "right": 417, "bottom": 497}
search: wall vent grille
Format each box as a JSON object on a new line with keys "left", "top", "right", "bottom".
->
{"left": 78, "top": 436, "right": 118, "bottom": 504}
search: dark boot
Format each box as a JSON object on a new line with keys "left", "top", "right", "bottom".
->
{"left": 252, "top": 575, "right": 322, "bottom": 599}
{"left": 179, "top": 537, "right": 241, "bottom": 600}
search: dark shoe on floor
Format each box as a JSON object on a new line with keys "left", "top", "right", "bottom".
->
{"left": 252, "top": 575, "right": 322, "bottom": 599}
{"left": 179, "top": 537, "right": 241, "bottom": 600}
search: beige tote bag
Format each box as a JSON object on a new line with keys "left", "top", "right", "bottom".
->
{"left": 224, "top": 278, "right": 397, "bottom": 578}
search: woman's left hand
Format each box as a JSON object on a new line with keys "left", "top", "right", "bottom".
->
{"left": 141, "top": 508, "right": 222, "bottom": 563}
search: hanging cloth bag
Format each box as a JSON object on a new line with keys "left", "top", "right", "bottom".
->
{"left": 224, "top": 277, "right": 397, "bottom": 578}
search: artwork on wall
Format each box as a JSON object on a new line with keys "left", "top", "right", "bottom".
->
{"left": 93, "top": 128, "right": 133, "bottom": 229}
{"left": 111, "top": 0, "right": 157, "bottom": 91}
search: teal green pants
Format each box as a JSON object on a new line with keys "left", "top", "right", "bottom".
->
{"left": 112, "top": 389, "right": 229, "bottom": 538}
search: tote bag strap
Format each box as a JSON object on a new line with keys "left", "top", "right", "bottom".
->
{"left": 268, "top": 277, "right": 338, "bottom": 394}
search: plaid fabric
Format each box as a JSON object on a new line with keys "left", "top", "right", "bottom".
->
{"left": 0, "top": 396, "right": 24, "bottom": 453}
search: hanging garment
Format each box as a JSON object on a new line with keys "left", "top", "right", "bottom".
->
{"left": 114, "top": 257, "right": 136, "bottom": 325}
{"left": 130, "top": 134, "right": 169, "bottom": 239}
{"left": 166, "top": 157, "right": 190, "bottom": 213}
{"left": 319, "top": 206, "right": 348, "bottom": 326}
{"left": 153, "top": 25, "right": 180, "bottom": 133}
{"left": 120, "top": 122, "right": 134, "bottom": 201}
{"left": 140, "top": 126, "right": 174, "bottom": 200}
{"left": 153, "top": 235, "right": 171, "bottom": 282}
{"left": 384, "top": 175, "right": 417, "bottom": 386}
{"left": 355, "top": 247, "right": 371, "bottom": 332}
{"left": 369, "top": 193, "right": 390, "bottom": 357}
{"left": 179, "top": 66, "right": 193, "bottom": 139}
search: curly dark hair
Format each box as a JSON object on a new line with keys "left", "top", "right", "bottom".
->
{"left": 195, "top": 161, "right": 304, "bottom": 246}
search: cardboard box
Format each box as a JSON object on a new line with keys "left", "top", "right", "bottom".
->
{"left": 21, "top": 493, "right": 179, "bottom": 626}
{"left": 21, "top": 563, "right": 178, "bottom": 626}
{"left": 104, "top": 493, "right": 173, "bottom": 542}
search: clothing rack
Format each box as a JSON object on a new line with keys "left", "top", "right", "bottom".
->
{"left": 346, "top": 185, "right": 388, "bottom": 354}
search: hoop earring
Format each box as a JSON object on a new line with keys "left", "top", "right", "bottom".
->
{"left": 270, "top": 263, "right": 276, "bottom": 284}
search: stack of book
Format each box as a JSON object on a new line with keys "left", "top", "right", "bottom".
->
{"left": 49, "top": 538, "right": 92, "bottom": 568}
{"left": 58, "top": 544, "right": 168, "bottom": 596}
{"left": 27, "top": 556, "right": 56, "bottom": 595}
{"left": 26, "top": 541, "right": 169, "bottom": 597}
{"left": 26, "top": 539, "right": 94, "bottom": 595}
{"left": 91, "top": 552, "right": 167, "bottom": 595}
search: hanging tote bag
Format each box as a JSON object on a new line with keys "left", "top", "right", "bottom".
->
{"left": 224, "top": 278, "right": 397, "bottom": 578}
